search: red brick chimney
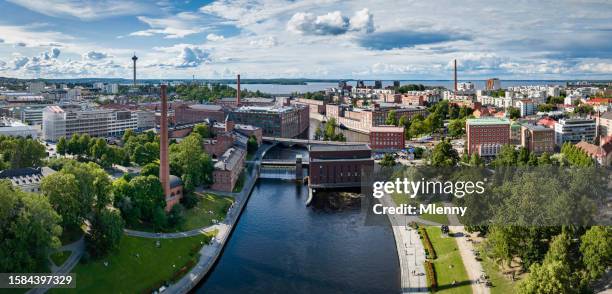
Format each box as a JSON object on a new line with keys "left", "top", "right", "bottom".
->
{"left": 236, "top": 74, "right": 241, "bottom": 106}
{"left": 454, "top": 59, "right": 458, "bottom": 94}
{"left": 159, "top": 85, "right": 170, "bottom": 198}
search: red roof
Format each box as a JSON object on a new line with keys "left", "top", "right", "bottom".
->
{"left": 587, "top": 98, "right": 612, "bottom": 105}
{"left": 537, "top": 117, "right": 556, "bottom": 128}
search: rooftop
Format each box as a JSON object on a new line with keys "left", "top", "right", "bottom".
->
{"left": 466, "top": 117, "right": 510, "bottom": 126}
{"left": 370, "top": 125, "right": 405, "bottom": 133}
{"left": 309, "top": 144, "right": 371, "bottom": 152}
{"left": 214, "top": 147, "right": 245, "bottom": 171}
{"left": 188, "top": 104, "right": 223, "bottom": 111}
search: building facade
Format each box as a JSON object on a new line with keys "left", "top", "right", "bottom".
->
{"left": 229, "top": 105, "right": 309, "bottom": 138}
{"left": 212, "top": 147, "right": 246, "bottom": 192}
{"left": 308, "top": 145, "right": 373, "bottom": 188}
{"left": 466, "top": 118, "right": 510, "bottom": 156}
{"left": 554, "top": 118, "right": 596, "bottom": 145}
{"left": 369, "top": 126, "right": 405, "bottom": 150}
{"left": 521, "top": 124, "right": 555, "bottom": 154}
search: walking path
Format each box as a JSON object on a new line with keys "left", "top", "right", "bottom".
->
{"left": 380, "top": 195, "right": 428, "bottom": 293}
{"left": 27, "top": 237, "right": 85, "bottom": 294}
{"left": 444, "top": 202, "right": 490, "bottom": 294}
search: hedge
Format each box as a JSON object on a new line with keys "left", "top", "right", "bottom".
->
{"left": 419, "top": 227, "right": 437, "bottom": 259}
{"left": 424, "top": 260, "right": 437, "bottom": 290}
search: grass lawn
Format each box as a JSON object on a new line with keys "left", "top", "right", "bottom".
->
{"left": 182, "top": 193, "right": 233, "bottom": 230}
{"left": 53, "top": 232, "right": 215, "bottom": 294}
{"left": 481, "top": 254, "right": 518, "bottom": 294}
{"left": 50, "top": 251, "right": 71, "bottom": 267}
{"left": 128, "top": 193, "right": 233, "bottom": 233}
{"left": 232, "top": 171, "right": 246, "bottom": 192}
{"left": 425, "top": 226, "right": 471, "bottom": 294}
{"left": 419, "top": 202, "right": 450, "bottom": 225}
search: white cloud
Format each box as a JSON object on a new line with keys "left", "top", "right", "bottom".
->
{"left": 84, "top": 51, "right": 109, "bottom": 60}
{"left": 206, "top": 33, "right": 225, "bottom": 41}
{"left": 130, "top": 12, "right": 209, "bottom": 39}
{"left": 349, "top": 9, "right": 374, "bottom": 33}
{"left": 287, "top": 11, "right": 349, "bottom": 35}
{"left": 12, "top": 57, "right": 29, "bottom": 69}
{"left": 6, "top": 0, "right": 153, "bottom": 21}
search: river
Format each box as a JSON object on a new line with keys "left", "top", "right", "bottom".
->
{"left": 196, "top": 178, "right": 400, "bottom": 293}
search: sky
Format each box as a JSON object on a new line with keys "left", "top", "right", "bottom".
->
{"left": 0, "top": 0, "right": 611, "bottom": 80}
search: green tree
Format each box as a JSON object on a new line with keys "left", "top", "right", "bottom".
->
{"left": 193, "top": 123, "right": 212, "bottom": 138}
{"left": 469, "top": 153, "right": 483, "bottom": 166}
{"left": 167, "top": 203, "right": 185, "bottom": 228}
{"left": 385, "top": 110, "right": 398, "bottom": 126}
{"left": 129, "top": 175, "right": 166, "bottom": 223}
{"left": 0, "top": 180, "right": 62, "bottom": 272}
{"left": 86, "top": 208, "right": 124, "bottom": 258}
{"left": 169, "top": 133, "right": 214, "bottom": 191}
{"left": 0, "top": 136, "right": 47, "bottom": 168}
{"left": 61, "top": 161, "right": 112, "bottom": 212}
{"left": 247, "top": 135, "right": 259, "bottom": 154}
{"left": 538, "top": 152, "right": 553, "bottom": 165}
{"left": 67, "top": 133, "right": 80, "bottom": 155}
{"left": 41, "top": 172, "right": 82, "bottom": 228}
{"left": 140, "top": 163, "right": 159, "bottom": 178}
{"left": 493, "top": 144, "right": 518, "bottom": 166}
{"left": 580, "top": 226, "right": 612, "bottom": 280}
{"left": 447, "top": 119, "right": 465, "bottom": 138}
{"left": 57, "top": 136, "right": 67, "bottom": 155}
{"left": 507, "top": 106, "right": 521, "bottom": 119}
{"left": 518, "top": 147, "right": 530, "bottom": 165}
{"left": 518, "top": 232, "right": 576, "bottom": 294}
{"left": 430, "top": 139, "right": 459, "bottom": 167}
{"left": 379, "top": 153, "right": 396, "bottom": 167}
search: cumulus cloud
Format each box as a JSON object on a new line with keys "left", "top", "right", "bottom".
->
{"left": 206, "top": 33, "right": 225, "bottom": 41}
{"left": 287, "top": 9, "right": 375, "bottom": 36}
{"left": 51, "top": 47, "right": 61, "bottom": 58}
{"left": 129, "top": 12, "right": 214, "bottom": 39}
{"left": 85, "top": 51, "right": 109, "bottom": 60}
{"left": 177, "top": 47, "right": 210, "bottom": 68}
{"left": 13, "top": 57, "right": 29, "bottom": 69}
{"left": 249, "top": 36, "right": 278, "bottom": 48}
{"left": 349, "top": 9, "right": 374, "bottom": 33}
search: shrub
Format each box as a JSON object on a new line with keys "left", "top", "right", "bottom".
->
{"left": 419, "top": 227, "right": 437, "bottom": 259}
{"left": 424, "top": 260, "right": 437, "bottom": 290}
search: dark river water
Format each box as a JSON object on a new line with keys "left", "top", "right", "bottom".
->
{"left": 196, "top": 179, "right": 400, "bottom": 293}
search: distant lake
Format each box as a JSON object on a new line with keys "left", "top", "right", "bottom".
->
{"left": 228, "top": 80, "right": 567, "bottom": 94}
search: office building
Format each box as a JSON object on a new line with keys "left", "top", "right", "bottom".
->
{"left": 42, "top": 106, "right": 154, "bottom": 141}
{"left": 369, "top": 126, "right": 405, "bottom": 150}
{"left": 229, "top": 104, "right": 309, "bottom": 138}
{"left": 521, "top": 124, "right": 555, "bottom": 154}
{"left": 554, "top": 118, "right": 596, "bottom": 145}
{"left": 597, "top": 111, "right": 612, "bottom": 137}
{"left": 466, "top": 118, "right": 510, "bottom": 156}
{"left": 516, "top": 99, "right": 535, "bottom": 117}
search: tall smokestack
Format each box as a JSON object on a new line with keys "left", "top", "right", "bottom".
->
{"left": 454, "top": 59, "right": 457, "bottom": 93}
{"left": 236, "top": 74, "right": 241, "bottom": 106}
{"left": 159, "top": 85, "right": 170, "bottom": 198}
{"left": 132, "top": 53, "right": 138, "bottom": 87}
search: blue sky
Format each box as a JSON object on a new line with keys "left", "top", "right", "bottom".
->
{"left": 0, "top": 0, "right": 611, "bottom": 79}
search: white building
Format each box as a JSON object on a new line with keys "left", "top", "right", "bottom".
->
{"left": 554, "top": 118, "right": 596, "bottom": 146}
{"left": 42, "top": 105, "right": 155, "bottom": 141}
{"left": 516, "top": 99, "right": 535, "bottom": 117}
{"left": 28, "top": 82, "right": 45, "bottom": 94}
{"left": 0, "top": 117, "right": 38, "bottom": 138}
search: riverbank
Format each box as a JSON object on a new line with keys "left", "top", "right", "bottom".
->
{"left": 164, "top": 163, "right": 260, "bottom": 293}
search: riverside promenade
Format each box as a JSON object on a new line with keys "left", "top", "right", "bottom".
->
{"left": 164, "top": 162, "right": 259, "bottom": 294}
{"left": 379, "top": 194, "right": 429, "bottom": 293}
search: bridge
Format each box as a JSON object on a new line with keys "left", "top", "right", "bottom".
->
{"left": 262, "top": 136, "right": 369, "bottom": 146}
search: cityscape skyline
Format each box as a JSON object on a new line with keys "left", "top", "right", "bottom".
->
{"left": 0, "top": 0, "right": 610, "bottom": 80}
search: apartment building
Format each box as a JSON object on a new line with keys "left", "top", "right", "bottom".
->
{"left": 229, "top": 104, "right": 309, "bottom": 138}
{"left": 554, "top": 118, "right": 596, "bottom": 145}
{"left": 369, "top": 126, "right": 405, "bottom": 150}
{"left": 521, "top": 124, "right": 555, "bottom": 154}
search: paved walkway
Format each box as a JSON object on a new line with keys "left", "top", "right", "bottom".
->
{"left": 379, "top": 195, "right": 428, "bottom": 293}
{"left": 27, "top": 237, "right": 85, "bottom": 294}
{"left": 444, "top": 202, "right": 490, "bottom": 294}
